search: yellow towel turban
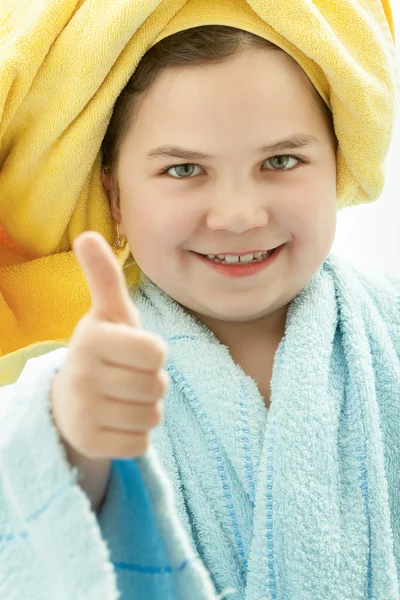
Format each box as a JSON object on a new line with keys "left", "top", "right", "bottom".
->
{"left": 0, "top": 0, "right": 398, "bottom": 384}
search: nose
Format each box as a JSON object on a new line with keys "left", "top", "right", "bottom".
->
{"left": 206, "top": 189, "right": 269, "bottom": 233}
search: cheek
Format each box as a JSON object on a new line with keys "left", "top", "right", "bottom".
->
{"left": 278, "top": 182, "right": 336, "bottom": 243}
{"left": 123, "top": 196, "right": 199, "bottom": 252}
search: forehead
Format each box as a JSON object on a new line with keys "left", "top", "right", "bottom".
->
{"left": 123, "top": 48, "right": 332, "bottom": 152}
{"left": 153, "top": 49, "right": 315, "bottom": 102}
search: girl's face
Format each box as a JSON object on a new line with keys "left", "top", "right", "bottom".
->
{"left": 105, "top": 48, "right": 337, "bottom": 326}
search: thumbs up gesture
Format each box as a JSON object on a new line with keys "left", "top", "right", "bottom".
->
{"left": 50, "top": 231, "right": 168, "bottom": 460}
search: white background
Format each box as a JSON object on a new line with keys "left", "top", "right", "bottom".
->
{"left": 332, "top": 3, "right": 399, "bottom": 277}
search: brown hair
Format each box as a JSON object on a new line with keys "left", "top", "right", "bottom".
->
{"left": 101, "top": 25, "right": 335, "bottom": 189}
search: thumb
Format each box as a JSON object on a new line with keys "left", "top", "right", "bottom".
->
{"left": 73, "top": 231, "right": 140, "bottom": 327}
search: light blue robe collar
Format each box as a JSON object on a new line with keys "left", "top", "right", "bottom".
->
{"left": 131, "top": 259, "right": 328, "bottom": 508}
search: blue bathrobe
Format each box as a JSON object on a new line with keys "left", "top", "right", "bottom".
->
{"left": 1, "top": 253, "right": 400, "bottom": 600}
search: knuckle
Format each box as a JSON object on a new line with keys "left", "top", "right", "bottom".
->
{"left": 147, "top": 401, "right": 164, "bottom": 428}
{"left": 154, "top": 337, "right": 168, "bottom": 365}
{"left": 126, "top": 432, "right": 149, "bottom": 457}
{"left": 138, "top": 431, "right": 151, "bottom": 454}
{"left": 160, "top": 369, "right": 170, "bottom": 393}
{"left": 150, "top": 371, "right": 168, "bottom": 399}
{"left": 146, "top": 334, "right": 168, "bottom": 367}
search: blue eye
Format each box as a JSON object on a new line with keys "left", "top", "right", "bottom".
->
{"left": 160, "top": 155, "right": 305, "bottom": 178}
{"left": 164, "top": 164, "right": 203, "bottom": 178}
{"left": 263, "top": 155, "right": 302, "bottom": 170}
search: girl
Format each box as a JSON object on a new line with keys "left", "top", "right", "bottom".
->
{"left": 1, "top": 13, "right": 400, "bottom": 600}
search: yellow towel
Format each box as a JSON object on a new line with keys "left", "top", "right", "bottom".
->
{"left": 0, "top": 0, "right": 397, "bottom": 384}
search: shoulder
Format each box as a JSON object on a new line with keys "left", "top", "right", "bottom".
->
{"left": 325, "top": 253, "right": 400, "bottom": 314}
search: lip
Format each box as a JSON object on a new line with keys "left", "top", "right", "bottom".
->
{"left": 202, "top": 249, "right": 272, "bottom": 257}
{"left": 193, "top": 243, "right": 285, "bottom": 278}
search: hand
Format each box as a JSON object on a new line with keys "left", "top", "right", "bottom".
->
{"left": 51, "top": 231, "right": 168, "bottom": 459}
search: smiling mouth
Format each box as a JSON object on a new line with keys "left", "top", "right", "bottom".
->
{"left": 194, "top": 247, "right": 279, "bottom": 265}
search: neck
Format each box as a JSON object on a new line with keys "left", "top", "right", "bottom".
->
{"left": 189, "top": 304, "right": 289, "bottom": 355}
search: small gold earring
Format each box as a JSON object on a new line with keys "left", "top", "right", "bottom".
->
{"left": 114, "top": 223, "right": 127, "bottom": 250}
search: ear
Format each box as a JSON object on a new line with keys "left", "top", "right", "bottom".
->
{"left": 101, "top": 167, "right": 125, "bottom": 234}
{"left": 101, "top": 166, "right": 113, "bottom": 199}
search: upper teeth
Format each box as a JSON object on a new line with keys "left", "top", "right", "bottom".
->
{"left": 206, "top": 250, "right": 271, "bottom": 264}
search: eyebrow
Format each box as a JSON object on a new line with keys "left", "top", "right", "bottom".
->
{"left": 146, "top": 134, "right": 320, "bottom": 161}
